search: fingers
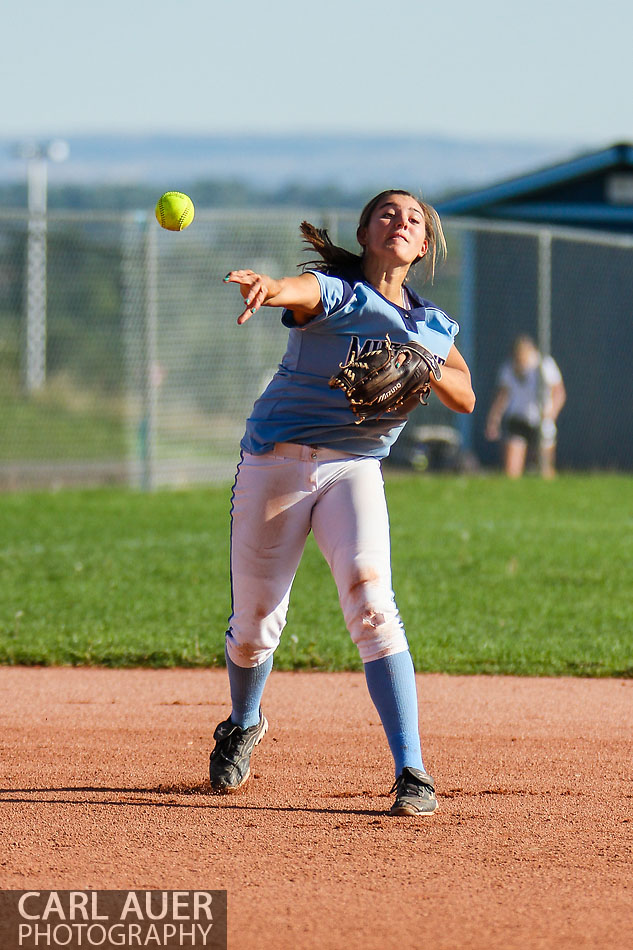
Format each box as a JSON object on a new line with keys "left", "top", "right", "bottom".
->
{"left": 237, "top": 302, "right": 259, "bottom": 325}
{"left": 224, "top": 270, "right": 268, "bottom": 325}
{"left": 246, "top": 278, "right": 268, "bottom": 311}
{"left": 224, "top": 269, "right": 266, "bottom": 302}
{"left": 237, "top": 278, "right": 268, "bottom": 325}
{"left": 223, "top": 269, "right": 257, "bottom": 286}
{"left": 395, "top": 349, "right": 414, "bottom": 370}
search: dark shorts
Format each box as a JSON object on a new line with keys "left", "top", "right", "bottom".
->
{"left": 504, "top": 416, "right": 540, "bottom": 450}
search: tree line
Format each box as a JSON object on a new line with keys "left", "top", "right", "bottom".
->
{"left": 0, "top": 180, "right": 374, "bottom": 212}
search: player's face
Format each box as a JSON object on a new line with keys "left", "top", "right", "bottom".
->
{"left": 359, "top": 195, "right": 429, "bottom": 265}
{"left": 514, "top": 340, "right": 539, "bottom": 372}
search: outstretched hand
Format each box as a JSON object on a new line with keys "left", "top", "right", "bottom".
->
{"left": 223, "top": 269, "right": 322, "bottom": 326}
{"left": 223, "top": 270, "right": 278, "bottom": 325}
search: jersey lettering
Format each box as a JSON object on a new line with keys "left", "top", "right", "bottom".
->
{"left": 343, "top": 336, "right": 386, "bottom": 365}
{"left": 342, "top": 335, "right": 446, "bottom": 367}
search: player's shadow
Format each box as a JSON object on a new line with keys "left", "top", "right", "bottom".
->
{"left": 0, "top": 785, "right": 387, "bottom": 816}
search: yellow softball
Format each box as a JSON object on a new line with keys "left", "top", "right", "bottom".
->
{"left": 155, "top": 191, "right": 195, "bottom": 231}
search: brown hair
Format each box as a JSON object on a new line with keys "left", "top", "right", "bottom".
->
{"left": 300, "top": 189, "right": 447, "bottom": 283}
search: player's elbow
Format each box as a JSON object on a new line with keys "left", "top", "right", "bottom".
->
{"left": 438, "top": 390, "right": 476, "bottom": 414}
{"left": 444, "top": 366, "right": 476, "bottom": 413}
{"left": 461, "top": 390, "right": 476, "bottom": 414}
{"left": 450, "top": 386, "right": 476, "bottom": 414}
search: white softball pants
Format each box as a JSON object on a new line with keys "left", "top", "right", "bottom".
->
{"left": 225, "top": 442, "right": 409, "bottom": 668}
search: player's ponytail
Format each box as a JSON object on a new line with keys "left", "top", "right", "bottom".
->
{"left": 299, "top": 221, "right": 362, "bottom": 275}
{"left": 300, "top": 190, "right": 447, "bottom": 284}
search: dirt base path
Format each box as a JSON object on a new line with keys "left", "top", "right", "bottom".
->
{"left": 1, "top": 668, "right": 631, "bottom": 950}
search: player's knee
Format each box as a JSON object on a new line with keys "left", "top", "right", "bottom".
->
{"left": 225, "top": 627, "right": 278, "bottom": 667}
{"left": 347, "top": 603, "right": 408, "bottom": 663}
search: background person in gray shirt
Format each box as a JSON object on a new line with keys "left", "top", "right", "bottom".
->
{"left": 485, "top": 335, "right": 566, "bottom": 479}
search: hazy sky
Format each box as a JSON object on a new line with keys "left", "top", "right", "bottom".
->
{"left": 4, "top": 0, "right": 632, "bottom": 145}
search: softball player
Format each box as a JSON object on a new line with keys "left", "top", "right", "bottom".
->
{"left": 209, "top": 190, "right": 475, "bottom": 815}
{"left": 485, "top": 335, "right": 566, "bottom": 479}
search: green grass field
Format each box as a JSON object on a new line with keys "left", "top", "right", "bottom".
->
{"left": 1, "top": 474, "right": 632, "bottom": 676}
{"left": 0, "top": 370, "right": 127, "bottom": 461}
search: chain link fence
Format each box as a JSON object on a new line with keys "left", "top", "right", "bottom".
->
{"left": 454, "top": 218, "right": 633, "bottom": 471}
{"left": 1, "top": 208, "right": 632, "bottom": 490}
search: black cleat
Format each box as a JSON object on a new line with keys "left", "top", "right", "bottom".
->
{"left": 208, "top": 713, "right": 268, "bottom": 793}
{"left": 389, "top": 767, "right": 438, "bottom": 816}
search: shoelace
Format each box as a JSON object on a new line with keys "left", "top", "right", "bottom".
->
{"left": 212, "top": 723, "right": 246, "bottom": 759}
{"left": 390, "top": 774, "right": 433, "bottom": 797}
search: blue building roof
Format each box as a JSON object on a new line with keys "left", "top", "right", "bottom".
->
{"left": 437, "top": 142, "right": 633, "bottom": 231}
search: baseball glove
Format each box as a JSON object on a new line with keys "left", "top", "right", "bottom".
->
{"left": 329, "top": 335, "right": 442, "bottom": 423}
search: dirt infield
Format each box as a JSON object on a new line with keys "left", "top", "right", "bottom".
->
{"left": 0, "top": 668, "right": 631, "bottom": 950}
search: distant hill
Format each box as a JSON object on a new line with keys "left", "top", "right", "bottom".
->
{"left": 0, "top": 133, "right": 583, "bottom": 200}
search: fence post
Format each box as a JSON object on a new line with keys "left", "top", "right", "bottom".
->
{"left": 537, "top": 230, "right": 552, "bottom": 358}
{"left": 23, "top": 157, "right": 48, "bottom": 393}
{"left": 322, "top": 210, "right": 339, "bottom": 246}
{"left": 141, "top": 218, "right": 159, "bottom": 491}
{"left": 456, "top": 228, "right": 476, "bottom": 455}
{"left": 537, "top": 229, "right": 552, "bottom": 476}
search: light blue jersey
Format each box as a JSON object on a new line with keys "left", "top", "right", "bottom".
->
{"left": 241, "top": 270, "right": 459, "bottom": 458}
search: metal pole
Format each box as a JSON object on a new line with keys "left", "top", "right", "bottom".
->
{"left": 537, "top": 230, "right": 552, "bottom": 476}
{"left": 456, "top": 228, "right": 476, "bottom": 455}
{"left": 24, "top": 156, "right": 48, "bottom": 393}
{"left": 322, "top": 211, "right": 339, "bottom": 246}
{"left": 121, "top": 212, "right": 145, "bottom": 488}
{"left": 141, "top": 218, "right": 159, "bottom": 491}
{"left": 537, "top": 230, "right": 552, "bottom": 359}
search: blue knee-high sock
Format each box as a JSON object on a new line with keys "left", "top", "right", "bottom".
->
{"left": 225, "top": 646, "right": 273, "bottom": 730}
{"left": 364, "top": 650, "right": 425, "bottom": 776}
